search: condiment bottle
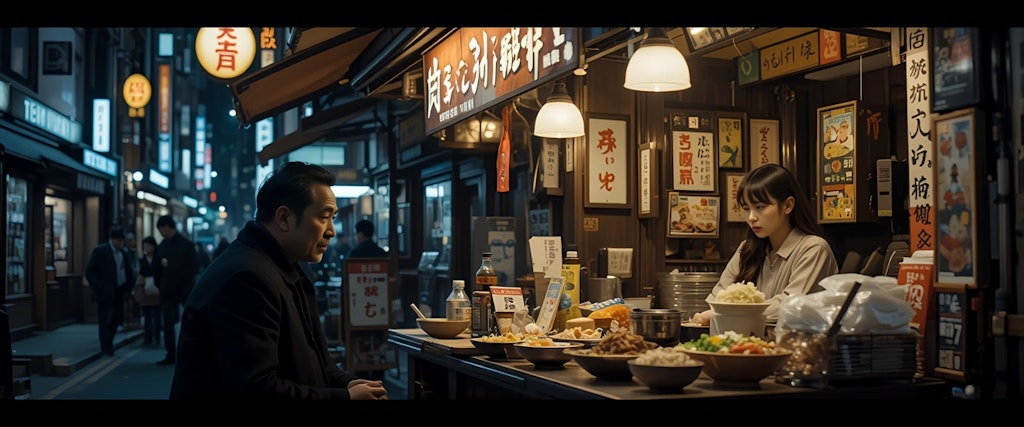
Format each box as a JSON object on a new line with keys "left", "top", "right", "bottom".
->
{"left": 472, "top": 252, "right": 498, "bottom": 337}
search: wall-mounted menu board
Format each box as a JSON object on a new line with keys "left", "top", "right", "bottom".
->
{"left": 816, "top": 100, "right": 889, "bottom": 224}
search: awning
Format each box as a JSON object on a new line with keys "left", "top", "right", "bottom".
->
{"left": 228, "top": 28, "right": 382, "bottom": 127}
{"left": 256, "top": 96, "right": 379, "bottom": 166}
{"left": 0, "top": 125, "right": 110, "bottom": 180}
{"left": 348, "top": 27, "right": 456, "bottom": 98}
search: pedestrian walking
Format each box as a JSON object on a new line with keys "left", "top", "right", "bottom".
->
{"left": 133, "top": 236, "right": 162, "bottom": 346}
{"left": 153, "top": 215, "right": 199, "bottom": 365}
{"left": 84, "top": 226, "right": 135, "bottom": 356}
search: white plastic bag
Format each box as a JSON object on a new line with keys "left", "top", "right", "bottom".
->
{"left": 775, "top": 273, "right": 915, "bottom": 336}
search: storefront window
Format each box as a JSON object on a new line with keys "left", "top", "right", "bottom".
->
{"left": 6, "top": 175, "right": 28, "bottom": 296}
{"left": 423, "top": 180, "right": 452, "bottom": 268}
{"left": 44, "top": 195, "right": 72, "bottom": 274}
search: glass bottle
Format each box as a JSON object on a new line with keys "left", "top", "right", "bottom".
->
{"left": 472, "top": 252, "right": 499, "bottom": 337}
{"left": 446, "top": 279, "right": 471, "bottom": 321}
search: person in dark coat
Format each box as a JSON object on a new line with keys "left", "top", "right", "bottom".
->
{"left": 153, "top": 215, "right": 200, "bottom": 365}
{"left": 211, "top": 236, "right": 230, "bottom": 260}
{"left": 170, "top": 161, "right": 388, "bottom": 400}
{"left": 85, "top": 226, "right": 135, "bottom": 356}
{"left": 347, "top": 219, "right": 387, "bottom": 258}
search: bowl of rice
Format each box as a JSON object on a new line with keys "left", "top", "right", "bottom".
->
{"left": 709, "top": 281, "right": 769, "bottom": 316}
{"left": 709, "top": 281, "right": 769, "bottom": 336}
{"left": 627, "top": 346, "right": 704, "bottom": 392}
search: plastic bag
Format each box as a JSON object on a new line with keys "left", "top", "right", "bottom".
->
{"left": 775, "top": 273, "right": 915, "bottom": 337}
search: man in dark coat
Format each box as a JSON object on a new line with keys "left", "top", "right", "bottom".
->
{"left": 153, "top": 215, "right": 199, "bottom": 365}
{"left": 170, "top": 161, "right": 387, "bottom": 400}
{"left": 85, "top": 226, "right": 135, "bottom": 356}
{"left": 347, "top": 219, "right": 387, "bottom": 258}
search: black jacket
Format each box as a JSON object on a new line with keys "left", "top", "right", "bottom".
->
{"left": 154, "top": 232, "right": 199, "bottom": 301}
{"left": 169, "top": 221, "right": 358, "bottom": 399}
{"left": 347, "top": 240, "right": 387, "bottom": 258}
{"left": 85, "top": 242, "right": 135, "bottom": 305}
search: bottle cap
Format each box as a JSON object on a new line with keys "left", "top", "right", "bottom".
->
{"left": 453, "top": 279, "right": 465, "bottom": 288}
{"left": 566, "top": 250, "right": 578, "bottom": 258}
{"left": 482, "top": 252, "right": 493, "bottom": 257}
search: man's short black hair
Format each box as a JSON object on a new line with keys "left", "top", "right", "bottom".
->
{"left": 355, "top": 219, "right": 374, "bottom": 237}
{"left": 109, "top": 226, "right": 125, "bottom": 239}
{"left": 157, "top": 215, "right": 176, "bottom": 229}
{"left": 255, "top": 162, "right": 335, "bottom": 224}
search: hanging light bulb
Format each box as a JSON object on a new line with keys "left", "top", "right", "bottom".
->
{"left": 624, "top": 27, "right": 691, "bottom": 92}
{"left": 533, "top": 80, "right": 585, "bottom": 138}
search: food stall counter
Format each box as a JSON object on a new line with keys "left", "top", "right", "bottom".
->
{"left": 388, "top": 328, "right": 948, "bottom": 400}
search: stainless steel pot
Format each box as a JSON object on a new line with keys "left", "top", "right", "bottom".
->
{"left": 629, "top": 308, "right": 683, "bottom": 347}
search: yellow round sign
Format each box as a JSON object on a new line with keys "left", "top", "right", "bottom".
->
{"left": 123, "top": 73, "right": 152, "bottom": 109}
{"left": 195, "top": 27, "right": 256, "bottom": 80}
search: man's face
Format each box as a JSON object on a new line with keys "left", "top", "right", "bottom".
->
{"left": 285, "top": 183, "right": 338, "bottom": 263}
{"left": 111, "top": 237, "right": 125, "bottom": 250}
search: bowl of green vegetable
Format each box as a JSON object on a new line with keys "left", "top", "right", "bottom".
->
{"left": 678, "top": 331, "right": 792, "bottom": 387}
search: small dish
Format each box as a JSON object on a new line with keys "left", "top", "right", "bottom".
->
{"left": 470, "top": 337, "right": 525, "bottom": 360}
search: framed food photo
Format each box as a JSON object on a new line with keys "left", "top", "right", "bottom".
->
{"left": 667, "top": 192, "right": 720, "bottom": 238}
{"left": 816, "top": 100, "right": 858, "bottom": 223}
{"left": 716, "top": 112, "right": 745, "bottom": 169}
{"left": 932, "top": 108, "right": 986, "bottom": 289}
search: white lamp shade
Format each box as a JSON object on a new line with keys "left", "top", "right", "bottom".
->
{"left": 624, "top": 44, "right": 691, "bottom": 92}
{"left": 534, "top": 96, "right": 585, "bottom": 138}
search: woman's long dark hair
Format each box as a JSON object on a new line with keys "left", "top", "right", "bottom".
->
{"left": 733, "top": 164, "right": 828, "bottom": 282}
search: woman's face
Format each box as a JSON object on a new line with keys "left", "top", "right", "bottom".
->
{"left": 742, "top": 193, "right": 794, "bottom": 244}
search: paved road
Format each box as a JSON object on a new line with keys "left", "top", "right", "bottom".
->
{"left": 29, "top": 340, "right": 174, "bottom": 400}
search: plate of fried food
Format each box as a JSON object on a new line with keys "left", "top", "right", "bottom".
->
{"left": 549, "top": 326, "right": 604, "bottom": 347}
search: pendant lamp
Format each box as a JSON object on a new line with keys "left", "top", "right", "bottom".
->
{"left": 533, "top": 80, "right": 585, "bottom": 138}
{"left": 624, "top": 27, "right": 691, "bottom": 92}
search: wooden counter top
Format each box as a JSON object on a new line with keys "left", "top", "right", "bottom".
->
{"left": 388, "top": 328, "right": 948, "bottom": 400}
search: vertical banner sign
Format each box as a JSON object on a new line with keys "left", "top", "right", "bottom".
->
{"left": 541, "top": 139, "right": 560, "bottom": 189}
{"left": 497, "top": 106, "right": 511, "bottom": 192}
{"left": 92, "top": 98, "right": 111, "bottom": 152}
{"left": 586, "top": 117, "right": 628, "bottom": 206}
{"left": 260, "top": 27, "right": 277, "bottom": 68}
{"left": 255, "top": 29, "right": 277, "bottom": 188}
{"left": 158, "top": 63, "right": 172, "bottom": 173}
{"left": 906, "top": 28, "right": 935, "bottom": 255}
{"left": 749, "top": 118, "right": 780, "bottom": 168}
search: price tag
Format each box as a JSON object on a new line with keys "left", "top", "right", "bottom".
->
{"left": 534, "top": 278, "right": 564, "bottom": 334}
{"left": 489, "top": 286, "right": 525, "bottom": 313}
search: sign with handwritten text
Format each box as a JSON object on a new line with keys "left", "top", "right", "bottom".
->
{"left": 905, "top": 27, "right": 936, "bottom": 255}
{"left": 586, "top": 116, "right": 629, "bottom": 206}
{"left": 760, "top": 31, "right": 819, "bottom": 80}
{"left": 345, "top": 259, "right": 390, "bottom": 327}
{"left": 423, "top": 27, "right": 580, "bottom": 136}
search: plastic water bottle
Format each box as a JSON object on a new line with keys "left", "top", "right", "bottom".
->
{"left": 446, "top": 280, "right": 471, "bottom": 321}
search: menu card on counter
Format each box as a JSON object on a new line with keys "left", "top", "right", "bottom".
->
{"left": 533, "top": 278, "right": 564, "bottom": 334}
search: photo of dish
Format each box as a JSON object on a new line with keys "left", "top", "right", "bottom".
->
{"left": 668, "top": 193, "right": 720, "bottom": 237}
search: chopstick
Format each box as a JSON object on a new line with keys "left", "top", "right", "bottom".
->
{"left": 827, "top": 281, "right": 862, "bottom": 339}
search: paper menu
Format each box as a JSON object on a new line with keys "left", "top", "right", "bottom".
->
{"left": 489, "top": 286, "right": 525, "bottom": 313}
{"left": 534, "top": 277, "right": 564, "bottom": 334}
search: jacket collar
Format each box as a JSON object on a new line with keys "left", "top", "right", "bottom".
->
{"left": 236, "top": 221, "right": 302, "bottom": 284}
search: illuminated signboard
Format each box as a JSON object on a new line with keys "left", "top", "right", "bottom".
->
{"left": 196, "top": 27, "right": 256, "bottom": 80}
{"left": 422, "top": 27, "right": 579, "bottom": 136}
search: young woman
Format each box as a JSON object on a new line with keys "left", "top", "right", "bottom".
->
{"left": 692, "top": 164, "right": 839, "bottom": 326}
